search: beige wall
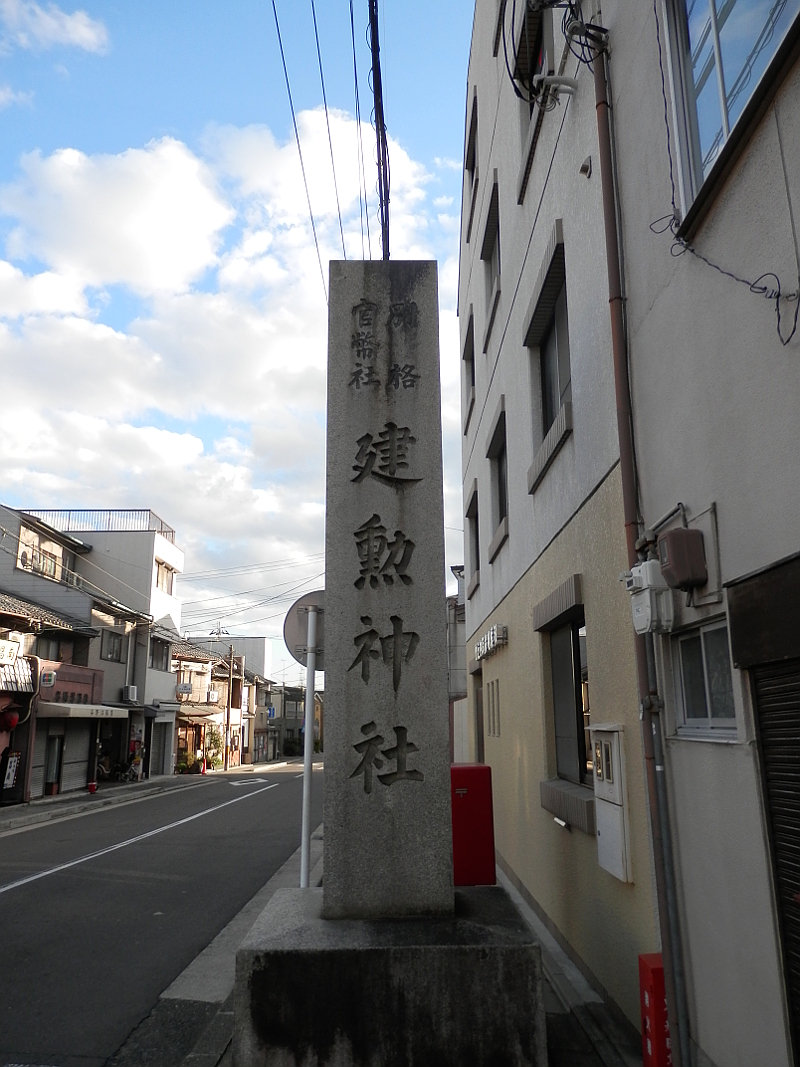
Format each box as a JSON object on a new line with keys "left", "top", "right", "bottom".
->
{"left": 468, "top": 467, "right": 657, "bottom": 1026}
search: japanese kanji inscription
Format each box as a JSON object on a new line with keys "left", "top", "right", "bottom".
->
{"left": 324, "top": 260, "right": 452, "bottom": 919}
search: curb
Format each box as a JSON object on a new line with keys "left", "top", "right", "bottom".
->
{"left": 0, "top": 776, "right": 212, "bottom": 835}
{"left": 497, "top": 869, "right": 642, "bottom": 1067}
{"left": 0, "top": 760, "right": 306, "bottom": 836}
{"left": 176, "top": 828, "right": 325, "bottom": 1067}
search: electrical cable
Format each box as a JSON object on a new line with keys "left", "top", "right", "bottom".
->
{"left": 311, "top": 0, "right": 346, "bottom": 259}
{"left": 350, "top": 0, "right": 372, "bottom": 259}
{"left": 181, "top": 570, "right": 326, "bottom": 607}
{"left": 368, "top": 0, "right": 390, "bottom": 259}
{"left": 271, "top": 0, "right": 328, "bottom": 302}
{"left": 650, "top": 0, "right": 799, "bottom": 346}
{"left": 181, "top": 553, "right": 325, "bottom": 581}
{"left": 181, "top": 571, "right": 325, "bottom": 626}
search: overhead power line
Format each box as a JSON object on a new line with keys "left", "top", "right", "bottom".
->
{"left": 180, "top": 553, "right": 324, "bottom": 582}
{"left": 311, "top": 0, "right": 346, "bottom": 259}
{"left": 271, "top": 0, "right": 328, "bottom": 301}
{"left": 350, "top": 0, "right": 371, "bottom": 258}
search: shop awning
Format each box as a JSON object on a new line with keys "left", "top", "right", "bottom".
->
{"left": 0, "top": 658, "right": 33, "bottom": 694}
{"left": 38, "top": 701, "right": 129, "bottom": 719}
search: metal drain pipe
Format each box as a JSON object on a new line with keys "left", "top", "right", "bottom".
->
{"left": 593, "top": 42, "right": 691, "bottom": 1067}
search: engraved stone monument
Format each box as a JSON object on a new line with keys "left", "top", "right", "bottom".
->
{"left": 234, "top": 261, "right": 547, "bottom": 1067}
{"left": 323, "top": 259, "right": 453, "bottom": 919}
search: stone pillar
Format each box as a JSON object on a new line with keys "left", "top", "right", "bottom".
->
{"left": 323, "top": 260, "right": 453, "bottom": 919}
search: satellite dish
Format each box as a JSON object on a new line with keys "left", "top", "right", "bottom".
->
{"left": 283, "top": 590, "right": 325, "bottom": 671}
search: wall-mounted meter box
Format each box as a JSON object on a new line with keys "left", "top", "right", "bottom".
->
{"left": 657, "top": 527, "right": 707, "bottom": 590}
{"left": 621, "top": 560, "right": 674, "bottom": 635}
{"left": 590, "top": 723, "right": 633, "bottom": 883}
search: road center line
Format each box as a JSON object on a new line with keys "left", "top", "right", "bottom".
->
{"left": 0, "top": 782, "right": 280, "bottom": 895}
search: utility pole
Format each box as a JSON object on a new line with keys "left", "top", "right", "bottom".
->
{"left": 224, "top": 643, "right": 233, "bottom": 771}
{"left": 368, "top": 0, "right": 390, "bottom": 259}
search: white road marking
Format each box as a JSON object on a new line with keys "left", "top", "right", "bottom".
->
{"left": 229, "top": 778, "right": 269, "bottom": 786}
{"left": 0, "top": 782, "right": 280, "bottom": 896}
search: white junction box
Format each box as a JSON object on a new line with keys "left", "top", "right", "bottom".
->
{"left": 621, "top": 559, "right": 674, "bottom": 635}
{"left": 590, "top": 723, "right": 633, "bottom": 883}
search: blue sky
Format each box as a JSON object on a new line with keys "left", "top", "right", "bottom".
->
{"left": 0, "top": 0, "right": 474, "bottom": 679}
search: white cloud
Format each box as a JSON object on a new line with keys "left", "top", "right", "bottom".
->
{"left": 1, "top": 138, "right": 233, "bottom": 294}
{"left": 0, "top": 109, "right": 466, "bottom": 634}
{"left": 0, "top": 0, "right": 108, "bottom": 52}
{"left": 0, "top": 84, "right": 32, "bottom": 107}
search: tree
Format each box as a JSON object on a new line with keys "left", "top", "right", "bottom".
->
{"left": 205, "top": 724, "right": 223, "bottom": 769}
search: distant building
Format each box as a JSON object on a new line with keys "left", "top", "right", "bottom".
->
{"left": 0, "top": 506, "right": 184, "bottom": 797}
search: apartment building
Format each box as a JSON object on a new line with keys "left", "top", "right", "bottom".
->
{"left": 461, "top": 1, "right": 800, "bottom": 1063}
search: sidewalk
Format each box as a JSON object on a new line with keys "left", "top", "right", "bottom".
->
{"left": 0, "top": 760, "right": 301, "bottom": 836}
{"left": 117, "top": 832, "right": 641, "bottom": 1067}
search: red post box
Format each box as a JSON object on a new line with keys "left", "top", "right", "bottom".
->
{"left": 639, "top": 953, "right": 672, "bottom": 1067}
{"left": 451, "top": 763, "right": 496, "bottom": 886}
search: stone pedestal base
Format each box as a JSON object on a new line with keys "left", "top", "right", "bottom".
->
{"left": 234, "top": 886, "right": 547, "bottom": 1067}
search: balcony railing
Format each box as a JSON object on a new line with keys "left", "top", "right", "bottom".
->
{"left": 25, "top": 509, "right": 176, "bottom": 544}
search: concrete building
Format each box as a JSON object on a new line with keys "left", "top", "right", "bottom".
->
{"left": 447, "top": 565, "right": 471, "bottom": 761}
{"left": 0, "top": 506, "right": 185, "bottom": 794}
{"left": 460, "top": 1, "right": 800, "bottom": 1063}
{"left": 459, "top": 0, "right": 657, "bottom": 1034}
{"left": 610, "top": 4, "right": 800, "bottom": 1065}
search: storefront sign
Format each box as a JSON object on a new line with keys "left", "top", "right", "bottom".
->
{"left": 3, "top": 751, "right": 20, "bottom": 788}
{"left": 40, "top": 670, "right": 57, "bottom": 688}
{"left": 176, "top": 682, "right": 193, "bottom": 695}
{"left": 38, "top": 701, "right": 129, "bottom": 719}
{"left": 474, "top": 624, "right": 508, "bottom": 662}
{"left": 0, "top": 639, "right": 19, "bottom": 665}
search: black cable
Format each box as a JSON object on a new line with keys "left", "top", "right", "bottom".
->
{"left": 271, "top": 0, "right": 328, "bottom": 302}
{"left": 350, "top": 0, "right": 372, "bottom": 258}
{"left": 368, "top": 0, "right": 390, "bottom": 259}
{"left": 651, "top": 0, "right": 799, "bottom": 346}
{"left": 311, "top": 0, "right": 346, "bottom": 259}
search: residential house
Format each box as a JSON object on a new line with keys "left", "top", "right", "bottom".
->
{"left": 0, "top": 506, "right": 185, "bottom": 797}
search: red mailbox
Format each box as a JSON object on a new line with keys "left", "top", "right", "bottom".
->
{"left": 451, "top": 763, "right": 496, "bottom": 886}
{"left": 639, "top": 953, "right": 672, "bottom": 1067}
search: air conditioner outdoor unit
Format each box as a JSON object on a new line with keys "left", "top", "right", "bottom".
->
{"left": 122, "top": 684, "right": 138, "bottom": 703}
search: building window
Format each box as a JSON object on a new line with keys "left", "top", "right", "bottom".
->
{"left": 480, "top": 176, "right": 501, "bottom": 350}
{"left": 156, "top": 561, "right": 174, "bottom": 595}
{"left": 676, "top": 622, "right": 735, "bottom": 729}
{"left": 37, "top": 636, "right": 60, "bottom": 661}
{"left": 668, "top": 0, "right": 800, "bottom": 193}
{"left": 487, "top": 409, "right": 508, "bottom": 523}
{"left": 550, "top": 614, "right": 590, "bottom": 785}
{"left": 100, "top": 629, "right": 126, "bottom": 663}
{"left": 464, "top": 92, "right": 479, "bottom": 243}
{"left": 149, "top": 637, "right": 171, "bottom": 672}
{"left": 487, "top": 678, "right": 501, "bottom": 737}
{"left": 462, "top": 312, "right": 476, "bottom": 434}
{"left": 466, "top": 483, "right": 480, "bottom": 597}
{"left": 540, "top": 284, "right": 571, "bottom": 437}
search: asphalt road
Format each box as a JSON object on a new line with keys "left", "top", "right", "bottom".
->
{"left": 0, "top": 765, "right": 323, "bottom": 1067}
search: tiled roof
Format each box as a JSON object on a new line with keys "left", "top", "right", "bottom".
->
{"left": 172, "top": 639, "right": 214, "bottom": 662}
{"left": 0, "top": 590, "right": 89, "bottom": 633}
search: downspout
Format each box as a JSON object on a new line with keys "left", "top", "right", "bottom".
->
{"left": 592, "top": 44, "right": 692, "bottom": 1067}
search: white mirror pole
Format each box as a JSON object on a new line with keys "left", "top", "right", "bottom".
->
{"left": 299, "top": 605, "right": 318, "bottom": 888}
